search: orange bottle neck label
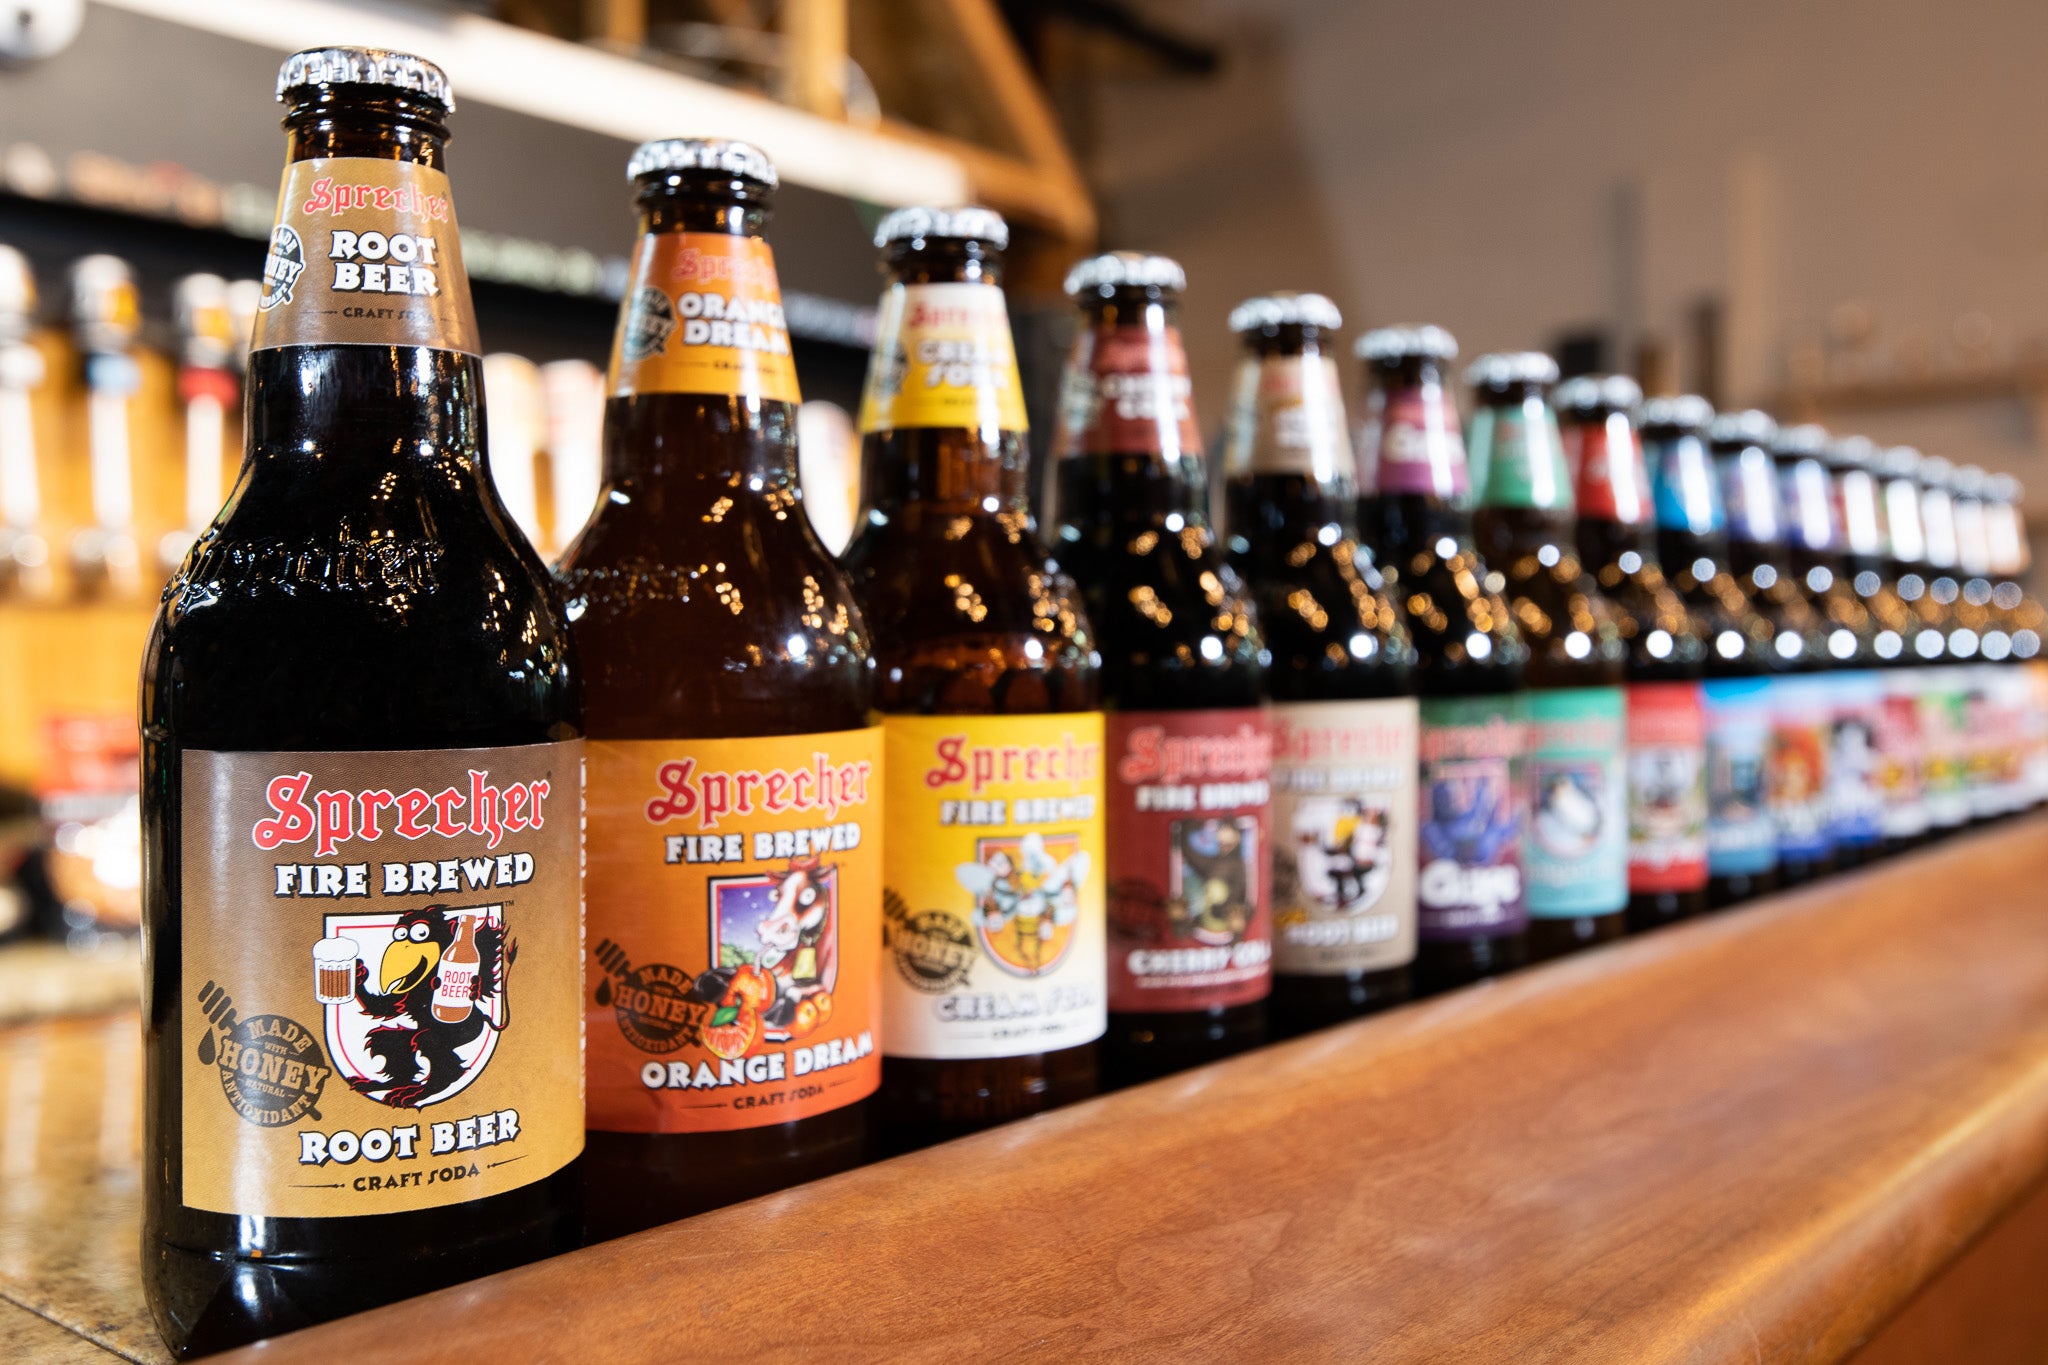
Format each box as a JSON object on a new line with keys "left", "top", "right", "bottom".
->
{"left": 250, "top": 157, "right": 481, "bottom": 356}
{"left": 606, "top": 231, "right": 801, "bottom": 404}
{"left": 857, "top": 281, "right": 1028, "bottom": 435}
{"left": 584, "top": 730, "right": 881, "bottom": 1133}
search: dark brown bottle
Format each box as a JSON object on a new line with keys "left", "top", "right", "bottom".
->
{"left": 141, "top": 50, "right": 582, "bottom": 1357}
{"left": 1468, "top": 355, "right": 1628, "bottom": 961}
{"left": 1638, "top": 397, "right": 1780, "bottom": 907}
{"left": 841, "top": 208, "right": 1105, "bottom": 1147}
{"left": 1051, "top": 252, "right": 1270, "bottom": 1085}
{"left": 1221, "top": 293, "right": 1416, "bottom": 1035}
{"left": 558, "top": 141, "right": 881, "bottom": 1239}
{"left": 1354, "top": 326, "right": 1530, "bottom": 993}
{"left": 1554, "top": 377, "right": 1710, "bottom": 930}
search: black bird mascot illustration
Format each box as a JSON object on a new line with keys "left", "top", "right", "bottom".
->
{"left": 349, "top": 903, "right": 513, "bottom": 1108}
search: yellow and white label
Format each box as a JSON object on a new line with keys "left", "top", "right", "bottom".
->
{"left": 857, "top": 281, "right": 1028, "bottom": 435}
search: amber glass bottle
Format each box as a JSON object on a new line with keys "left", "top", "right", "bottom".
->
{"left": 557, "top": 140, "right": 881, "bottom": 1238}
{"left": 1051, "top": 252, "right": 1270, "bottom": 1085}
{"left": 841, "top": 208, "right": 1105, "bottom": 1147}
{"left": 1468, "top": 355, "right": 1628, "bottom": 961}
{"left": 141, "top": 49, "right": 581, "bottom": 1357}
{"left": 1354, "top": 326, "right": 1529, "bottom": 992}
{"left": 1221, "top": 293, "right": 1416, "bottom": 1034}
{"left": 1554, "top": 377, "right": 1709, "bottom": 930}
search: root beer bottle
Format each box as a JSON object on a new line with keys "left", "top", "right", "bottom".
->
{"left": 1050, "top": 252, "right": 1270, "bottom": 1085}
{"left": 841, "top": 209, "right": 1105, "bottom": 1147}
{"left": 1221, "top": 294, "right": 1416, "bottom": 1035}
{"left": 557, "top": 141, "right": 882, "bottom": 1238}
{"left": 1355, "top": 326, "right": 1529, "bottom": 992}
{"left": 1554, "top": 378, "right": 1709, "bottom": 930}
{"left": 1638, "top": 397, "right": 1779, "bottom": 907}
{"left": 1914, "top": 455, "right": 1972, "bottom": 835}
{"left": 1468, "top": 356, "right": 1628, "bottom": 961}
{"left": 141, "top": 50, "right": 583, "bottom": 1357}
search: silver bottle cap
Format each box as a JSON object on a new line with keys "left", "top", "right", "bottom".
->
{"left": 1636, "top": 394, "right": 1715, "bottom": 432}
{"left": 1706, "top": 408, "right": 1778, "bottom": 448}
{"left": 1063, "top": 251, "right": 1185, "bottom": 297}
{"left": 627, "top": 138, "right": 777, "bottom": 188}
{"left": 276, "top": 47, "right": 454, "bottom": 112}
{"left": 1354, "top": 324, "right": 1458, "bottom": 363}
{"left": 1465, "top": 351, "right": 1559, "bottom": 390}
{"left": 874, "top": 206, "right": 1009, "bottom": 252}
{"left": 1227, "top": 292, "right": 1341, "bottom": 335}
{"left": 1552, "top": 374, "right": 1642, "bottom": 415}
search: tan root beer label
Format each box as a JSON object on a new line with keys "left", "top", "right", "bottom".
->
{"left": 584, "top": 732, "right": 881, "bottom": 1132}
{"left": 607, "top": 232, "right": 800, "bottom": 403}
{"left": 857, "top": 281, "right": 1028, "bottom": 435}
{"left": 251, "top": 157, "right": 480, "bottom": 355}
{"left": 881, "top": 715, "right": 1106, "bottom": 1059}
{"left": 179, "top": 741, "right": 582, "bottom": 1218}
{"left": 1229, "top": 353, "right": 1351, "bottom": 479}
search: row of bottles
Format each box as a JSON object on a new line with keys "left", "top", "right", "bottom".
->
{"left": 138, "top": 47, "right": 2048, "bottom": 1358}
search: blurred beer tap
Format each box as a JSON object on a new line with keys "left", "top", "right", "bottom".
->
{"left": 0, "top": 244, "right": 52, "bottom": 599}
{"left": 67, "top": 254, "right": 143, "bottom": 598}
{"left": 539, "top": 357, "right": 602, "bottom": 555}
{"left": 481, "top": 352, "right": 545, "bottom": 551}
{"left": 159, "top": 273, "right": 238, "bottom": 573}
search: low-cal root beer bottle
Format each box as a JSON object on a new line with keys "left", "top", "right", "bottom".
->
{"left": 141, "top": 49, "right": 583, "bottom": 1357}
{"left": 1221, "top": 293, "right": 1417, "bottom": 1034}
{"left": 1553, "top": 377, "right": 1709, "bottom": 930}
{"left": 1469, "top": 355, "right": 1628, "bottom": 960}
{"left": 559, "top": 140, "right": 883, "bottom": 1238}
{"left": 1051, "top": 251, "right": 1272, "bottom": 1085}
{"left": 842, "top": 208, "right": 1106, "bottom": 1147}
{"left": 1354, "top": 326, "right": 1529, "bottom": 992}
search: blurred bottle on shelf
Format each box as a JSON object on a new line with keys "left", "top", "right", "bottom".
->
{"left": 1050, "top": 250, "right": 1268, "bottom": 1085}
{"left": 482, "top": 352, "right": 546, "bottom": 551}
{"left": 1355, "top": 325, "right": 1529, "bottom": 991}
{"left": 1913, "top": 455, "right": 1972, "bottom": 837}
{"left": 67, "top": 254, "right": 143, "bottom": 599}
{"left": 1221, "top": 293, "right": 1416, "bottom": 1034}
{"left": 1469, "top": 354, "right": 1627, "bottom": 962}
{"left": 1639, "top": 397, "right": 1778, "bottom": 907}
{"left": 158, "top": 273, "right": 238, "bottom": 574}
{"left": 1983, "top": 473, "right": 2041, "bottom": 662}
{"left": 1555, "top": 378, "right": 1709, "bottom": 931}
{"left": 539, "top": 357, "right": 604, "bottom": 555}
{"left": 0, "top": 244, "right": 51, "bottom": 600}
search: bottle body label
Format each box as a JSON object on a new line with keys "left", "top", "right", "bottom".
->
{"left": 857, "top": 281, "right": 1027, "bottom": 434}
{"left": 1825, "top": 671, "right": 1885, "bottom": 850}
{"left": 1626, "top": 681, "right": 1709, "bottom": 893}
{"left": 606, "top": 231, "right": 800, "bottom": 403}
{"left": 1524, "top": 686, "right": 1627, "bottom": 917}
{"left": 1054, "top": 320, "right": 1199, "bottom": 457}
{"left": 1703, "top": 678, "right": 1777, "bottom": 876}
{"left": 1917, "top": 671, "right": 1971, "bottom": 828}
{"left": 178, "top": 741, "right": 582, "bottom": 1218}
{"left": 1105, "top": 709, "right": 1273, "bottom": 1011}
{"left": 251, "top": 157, "right": 480, "bottom": 356}
{"left": 1268, "top": 698, "right": 1419, "bottom": 976}
{"left": 584, "top": 731, "right": 881, "bottom": 1133}
{"left": 1416, "top": 696, "right": 1528, "bottom": 940}
{"left": 1767, "top": 676, "right": 1835, "bottom": 862}
{"left": 1876, "top": 675, "right": 1929, "bottom": 838}
{"left": 881, "top": 714, "right": 1107, "bottom": 1058}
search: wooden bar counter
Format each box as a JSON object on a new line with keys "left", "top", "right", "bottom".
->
{"left": 6, "top": 817, "right": 2048, "bottom": 1362}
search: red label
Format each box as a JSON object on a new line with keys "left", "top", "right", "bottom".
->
{"left": 1565, "top": 414, "right": 1651, "bottom": 526}
{"left": 1625, "top": 682, "right": 1709, "bottom": 893}
{"left": 1053, "top": 321, "right": 1201, "bottom": 458}
{"left": 1104, "top": 709, "right": 1273, "bottom": 1012}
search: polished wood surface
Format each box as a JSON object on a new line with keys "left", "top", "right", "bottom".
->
{"left": 191, "top": 816, "right": 2048, "bottom": 1363}
{"left": 6, "top": 819, "right": 2047, "bottom": 1361}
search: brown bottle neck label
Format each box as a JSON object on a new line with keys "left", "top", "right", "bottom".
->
{"left": 250, "top": 157, "right": 481, "bottom": 357}
{"left": 1051, "top": 320, "right": 1200, "bottom": 459}
{"left": 606, "top": 231, "right": 800, "bottom": 403}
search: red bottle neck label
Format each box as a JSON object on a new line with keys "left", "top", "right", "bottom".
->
{"left": 1053, "top": 320, "right": 1201, "bottom": 459}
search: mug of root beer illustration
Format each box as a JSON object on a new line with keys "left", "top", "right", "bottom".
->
{"left": 957, "top": 830, "right": 1089, "bottom": 977}
{"left": 1287, "top": 796, "right": 1392, "bottom": 914}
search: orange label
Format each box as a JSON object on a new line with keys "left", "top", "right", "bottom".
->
{"left": 585, "top": 730, "right": 881, "bottom": 1133}
{"left": 606, "top": 232, "right": 800, "bottom": 403}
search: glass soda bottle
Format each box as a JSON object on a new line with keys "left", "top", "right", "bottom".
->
{"left": 141, "top": 49, "right": 583, "bottom": 1356}
{"left": 557, "top": 140, "right": 882, "bottom": 1237}
{"left": 1050, "top": 251, "right": 1271, "bottom": 1085}
{"left": 1354, "top": 326, "right": 1529, "bottom": 991}
{"left": 1221, "top": 293, "right": 1416, "bottom": 1033}
{"left": 841, "top": 208, "right": 1105, "bottom": 1147}
{"left": 1914, "top": 455, "right": 1972, "bottom": 836}
{"left": 1553, "top": 377, "right": 1709, "bottom": 930}
{"left": 1638, "top": 397, "right": 1779, "bottom": 907}
{"left": 1468, "top": 355, "right": 1628, "bottom": 960}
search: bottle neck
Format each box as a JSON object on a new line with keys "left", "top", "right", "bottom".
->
{"left": 1954, "top": 496, "right": 1993, "bottom": 578}
{"left": 1645, "top": 430, "right": 1727, "bottom": 544}
{"left": 1053, "top": 292, "right": 1205, "bottom": 523}
{"left": 1359, "top": 361, "right": 1469, "bottom": 510}
{"left": 1222, "top": 336, "right": 1353, "bottom": 499}
{"left": 1835, "top": 466, "right": 1888, "bottom": 566}
{"left": 1921, "top": 486, "right": 1959, "bottom": 572}
{"left": 1472, "top": 395, "right": 1572, "bottom": 543}
{"left": 1778, "top": 456, "right": 1841, "bottom": 563}
{"left": 1882, "top": 476, "right": 1927, "bottom": 568}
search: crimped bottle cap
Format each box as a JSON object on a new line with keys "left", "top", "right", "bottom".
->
{"left": 1552, "top": 374, "right": 1642, "bottom": 415}
{"left": 1064, "top": 251, "right": 1185, "bottom": 297}
{"left": 276, "top": 47, "right": 453, "bottom": 112}
{"left": 1880, "top": 445, "right": 1923, "bottom": 478}
{"left": 1825, "top": 434, "right": 1878, "bottom": 470}
{"left": 1706, "top": 408, "right": 1777, "bottom": 448}
{"left": 1636, "top": 394, "right": 1715, "bottom": 432}
{"left": 874, "top": 206, "right": 1009, "bottom": 251}
{"left": 1771, "top": 422, "right": 1829, "bottom": 459}
{"left": 627, "top": 138, "right": 776, "bottom": 188}
{"left": 1354, "top": 324, "right": 1457, "bottom": 363}
{"left": 1465, "top": 351, "right": 1559, "bottom": 391}
{"left": 1227, "top": 292, "right": 1341, "bottom": 334}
